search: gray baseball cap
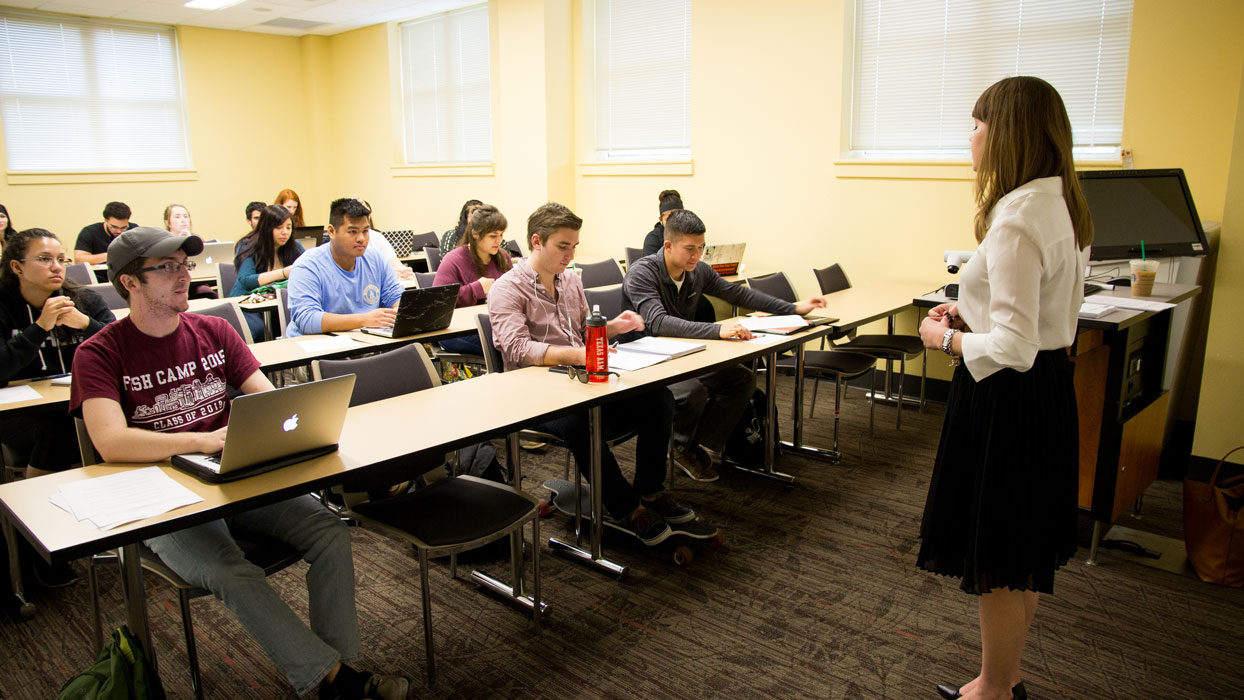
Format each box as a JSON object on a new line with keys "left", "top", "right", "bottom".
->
{"left": 106, "top": 227, "right": 204, "bottom": 282}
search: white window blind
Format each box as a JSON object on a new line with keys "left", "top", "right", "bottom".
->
{"left": 594, "top": 0, "right": 690, "bottom": 158}
{"left": 399, "top": 5, "right": 492, "bottom": 165}
{"left": 850, "top": 0, "right": 1133, "bottom": 159}
{"left": 0, "top": 12, "right": 192, "bottom": 172}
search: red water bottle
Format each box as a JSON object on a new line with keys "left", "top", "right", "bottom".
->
{"left": 585, "top": 304, "right": 608, "bottom": 383}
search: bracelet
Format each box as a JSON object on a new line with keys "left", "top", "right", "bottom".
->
{"left": 940, "top": 328, "right": 958, "bottom": 356}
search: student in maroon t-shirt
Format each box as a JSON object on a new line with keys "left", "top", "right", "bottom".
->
{"left": 70, "top": 228, "right": 409, "bottom": 700}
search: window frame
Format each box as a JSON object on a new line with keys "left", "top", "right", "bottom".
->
{"left": 839, "top": 0, "right": 1133, "bottom": 169}
{"left": 0, "top": 10, "right": 195, "bottom": 180}
{"left": 394, "top": 3, "right": 494, "bottom": 169}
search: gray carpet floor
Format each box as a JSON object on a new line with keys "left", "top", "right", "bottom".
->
{"left": 1, "top": 374, "right": 1241, "bottom": 699}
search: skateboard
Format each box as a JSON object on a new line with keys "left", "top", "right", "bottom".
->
{"left": 541, "top": 478, "right": 725, "bottom": 566}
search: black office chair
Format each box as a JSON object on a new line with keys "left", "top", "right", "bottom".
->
{"left": 584, "top": 286, "right": 624, "bottom": 320}
{"left": 77, "top": 419, "right": 299, "bottom": 700}
{"left": 423, "top": 245, "right": 442, "bottom": 272}
{"left": 624, "top": 247, "right": 645, "bottom": 268}
{"left": 218, "top": 262, "right": 238, "bottom": 298}
{"left": 745, "top": 272, "right": 881, "bottom": 444}
{"left": 85, "top": 282, "right": 127, "bottom": 311}
{"left": 311, "top": 344, "right": 543, "bottom": 687}
{"left": 577, "top": 259, "right": 624, "bottom": 289}
{"left": 504, "top": 240, "right": 523, "bottom": 258}
{"left": 276, "top": 286, "right": 290, "bottom": 337}
{"left": 192, "top": 301, "right": 254, "bottom": 344}
{"left": 414, "top": 271, "right": 438, "bottom": 289}
{"left": 813, "top": 263, "right": 927, "bottom": 427}
{"left": 411, "top": 231, "right": 440, "bottom": 251}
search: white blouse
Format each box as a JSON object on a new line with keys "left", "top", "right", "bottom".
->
{"left": 957, "top": 176, "right": 1089, "bottom": 381}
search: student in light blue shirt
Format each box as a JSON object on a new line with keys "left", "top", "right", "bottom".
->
{"left": 286, "top": 198, "right": 403, "bottom": 337}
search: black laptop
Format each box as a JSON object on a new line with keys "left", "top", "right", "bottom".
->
{"left": 360, "top": 284, "right": 460, "bottom": 338}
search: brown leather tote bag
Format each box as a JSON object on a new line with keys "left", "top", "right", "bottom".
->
{"left": 1184, "top": 446, "right": 1244, "bottom": 587}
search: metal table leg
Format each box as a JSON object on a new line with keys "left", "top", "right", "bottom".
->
{"left": 118, "top": 543, "right": 155, "bottom": 669}
{"left": 547, "top": 406, "right": 629, "bottom": 579}
{"left": 779, "top": 342, "right": 842, "bottom": 464}
{"left": 470, "top": 433, "right": 548, "bottom": 617}
{"left": 730, "top": 349, "right": 796, "bottom": 484}
{"left": 2, "top": 516, "right": 35, "bottom": 620}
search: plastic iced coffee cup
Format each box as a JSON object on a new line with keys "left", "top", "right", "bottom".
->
{"left": 1130, "top": 259, "right": 1159, "bottom": 296}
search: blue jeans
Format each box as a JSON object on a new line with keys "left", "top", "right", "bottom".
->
{"left": 144, "top": 496, "right": 360, "bottom": 695}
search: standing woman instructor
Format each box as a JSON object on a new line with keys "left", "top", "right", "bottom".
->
{"left": 917, "top": 76, "right": 1091, "bottom": 700}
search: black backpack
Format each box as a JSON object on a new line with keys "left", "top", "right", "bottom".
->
{"left": 724, "top": 389, "right": 780, "bottom": 467}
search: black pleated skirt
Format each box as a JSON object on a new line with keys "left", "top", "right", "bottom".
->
{"left": 917, "top": 349, "right": 1079, "bottom": 595}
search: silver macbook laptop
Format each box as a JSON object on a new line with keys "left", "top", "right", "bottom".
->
{"left": 361, "top": 284, "right": 460, "bottom": 338}
{"left": 189, "top": 241, "right": 237, "bottom": 268}
{"left": 171, "top": 374, "right": 356, "bottom": 483}
{"left": 703, "top": 242, "right": 746, "bottom": 275}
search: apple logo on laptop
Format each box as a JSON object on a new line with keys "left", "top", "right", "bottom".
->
{"left": 283, "top": 414, "right": 299, "bottom": 432}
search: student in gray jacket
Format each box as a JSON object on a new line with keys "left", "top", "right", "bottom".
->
{"left": 622, "top": 210, "right": 827, "bottom": 480}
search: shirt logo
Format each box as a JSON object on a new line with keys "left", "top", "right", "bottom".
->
{"left": 363, "top": 284, "right": 380, "bottom": 305}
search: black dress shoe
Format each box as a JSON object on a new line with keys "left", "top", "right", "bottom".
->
{"left": 935, "top": 681, "right": 1027, "bottom": 699}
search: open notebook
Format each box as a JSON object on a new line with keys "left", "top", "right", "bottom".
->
{"left": 609, "top": 336, "right": 707, "bottom": 372}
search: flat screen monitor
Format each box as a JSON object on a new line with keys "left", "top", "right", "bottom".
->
{"left": 1078, "top": 168, "right": 1208, "bottom": 261}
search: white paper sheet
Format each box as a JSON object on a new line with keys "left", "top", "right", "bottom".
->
{"left": 1086, "top": 295, "right": 1175, "bottom": 312}
{"left": 740, "top": 333, "right": 787, "bottom": 345}
{"left": 740, "top": 315, "right": 808, "bottom": 331}
{"left": 296, "top": 335, "right": 362, "bottom": 352}
{"left": 618, "top": 336, "right": 705, "bottom": 357}
{"left": 608, "top": 348, "right": 669, "bottom": 372}
{"left": 0, "top": 384, "right": 42, "bottom": 404}
{"left": 53, "top": 467, "right": 203, "bottom": 531}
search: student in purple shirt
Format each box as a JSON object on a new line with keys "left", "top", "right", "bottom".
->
{"left": 488, "top": 202, "right": 689, "bottom": 545}
{"left": 434, "top": 204, "right": 512, "bottom": 355}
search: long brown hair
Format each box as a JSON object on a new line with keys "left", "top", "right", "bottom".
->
{"left": 972, "top": 76, "right": 1093, "bottom": 250}
{"left": 273, "top": 188, "right": 305, "bottom": 228}
{"left": 462, "top": 204, "right": 512, "bottom": 277}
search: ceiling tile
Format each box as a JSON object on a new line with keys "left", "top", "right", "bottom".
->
{"left": 285, "top": 0, "right": 387, "bottom": 23}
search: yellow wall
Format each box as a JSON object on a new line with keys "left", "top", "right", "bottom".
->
{"left": 0, "top": 25, "right": 319, "bottom": 244}
{"left": 0, "top": 1, "right": 1241, "bottom": 427}
{"left": 1193, "top": 66, "right": 1244, "bottom": 463}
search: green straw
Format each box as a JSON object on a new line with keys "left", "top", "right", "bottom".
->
{"left": 1141, "top": 240, "right": 1146, "bottom": 260}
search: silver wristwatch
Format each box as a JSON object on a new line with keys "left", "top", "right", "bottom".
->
{"left": 940, "top": 328, "right": 958, "bottom": 356}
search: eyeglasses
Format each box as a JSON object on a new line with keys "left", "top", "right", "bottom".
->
{"left": 138, "top": 260, "right": 197, "bottom": 275}
{"left": 555, "top": 365, "right": 620, "bottom": 383}
{"left": 19, "top": 256, "right": 69, "bottom": 267}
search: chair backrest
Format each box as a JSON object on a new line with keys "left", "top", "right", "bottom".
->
{"left": 74, "top": 417, "right": 100, "bottom": 467}
{"left": 66, "top": 262, "right": 94, "bottom": 286}
{"left": 411, "top": 231, "right": 439, "bottom": 250}
{"left": 276, "top": 286, "right": 289, "bottom": 337}
{"left": 813, "top": 263, "right": 851, "bottom": 295}
{"left": 578, "top": 258, "right": 624, "bottom": 289}
{"left": 423, "top": 245, "right": 442, "bottom": 271}
{"left": 504, "top": 239, "right": 523, "bottom": 258}
{"left": 624, "top": 247, "right": 645, "bottom": 268}
{"left": 312, "top": 343, "right": 440, "bottom": 406}
{"left": 85, "top": 282, "right": 128, "bottom": 311}
{"left": 746, "top": 272, "right": 797, "bottom": 303}
{"left": 218, "top": 262, "right": 238, "bottom": 297}
{"left": 414, "top": 271, "right": 438, "bottom": 289}
{"left": 192, "top": 302, "right": 254, "bottom": 344}
{"left": 584, "top": 285, "right": 624, "bottom": 320}
{"left": 476, "top": 313, "right": 504, "bottom": 373}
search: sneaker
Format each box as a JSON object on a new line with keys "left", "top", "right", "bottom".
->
{"left": 673, "top": 445, "right": 720, "bottom": 482}
{"left": 519, "top": 439, "right": 547, "bottom": 450}
{"left": 623, "top": 506, "right": 671, "bottom": 546}
{"left": 320, "top": 670, "right": 410, "bottom": 700}
{"left": 361, "top": 672, "right": 411, "bottom": 700}
{"left": 641, "top": 492, "right": 695, "bottom": 524}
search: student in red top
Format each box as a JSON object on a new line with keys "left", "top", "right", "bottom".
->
{"left": 70, "top": 228, "right": 408, "bottom": 700}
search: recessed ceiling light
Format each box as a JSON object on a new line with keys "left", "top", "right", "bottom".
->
{"left": 184, "top": 0, "right": 246, "bottom": 9}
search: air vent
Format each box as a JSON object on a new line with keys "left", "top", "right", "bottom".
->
{"left": 258, "top": 17, "right": 325, "bottom": 30}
